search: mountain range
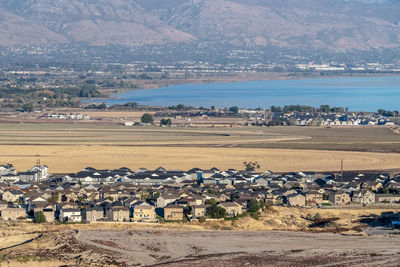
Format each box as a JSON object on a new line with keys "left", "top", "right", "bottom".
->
{"left": 0, "top": 0, "right": 399, "bottom": 50}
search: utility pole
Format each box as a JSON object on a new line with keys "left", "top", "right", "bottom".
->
{"left": 341, "top": 158, "right": 344, "bottom": 183}
{"left": 36, "top": 153, "right": 41, "bottom": 167}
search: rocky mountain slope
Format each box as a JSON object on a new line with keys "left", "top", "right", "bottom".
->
{"left": 0, "top": 0, "right": 194, "bottom": 45}
{"left": 0, "top": 7, "right": 67, "bottom": 45}
{"left": 154, "top": 0, "right": 400, "bottom": 49}
{"left": 0, "top": 0, "right": 399, "bottom": 49}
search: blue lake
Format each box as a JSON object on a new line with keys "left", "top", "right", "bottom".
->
{"left": 98, "top": 76, "right": 400, "bottom": 112}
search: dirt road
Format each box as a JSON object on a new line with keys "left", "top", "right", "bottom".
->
{"left": 76, "top": 229, "right": 400, "bottom": 266}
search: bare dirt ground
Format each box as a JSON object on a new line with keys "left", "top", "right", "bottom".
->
{"left": 1, "top": 207, "right": 400, "bottom": 266}
{"left": 75, "top": 229, "right": 400, "bottom": 267}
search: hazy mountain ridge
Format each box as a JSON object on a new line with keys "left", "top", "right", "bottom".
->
{"left": 0, "top": 0, "right": 194, "bottom": 45}
{"left": 0, "top": 7, "right": 67, "bottom": 46}
{"left": 166, "top": 0, "right": 400, "bottom": 49}
{"left": 0, "top": 0, "right": 399, "bottom": 49}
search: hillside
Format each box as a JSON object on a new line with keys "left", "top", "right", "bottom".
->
{"left": 0, "top": 0, "right": 399, "bottom": 49}
{"left": 0, "top": 0, "right": 194, "bottom": 45}
{"left": 0, "top": 7, "right": 67, "bottom": 46}
{"left": 154, "top": 0, "right": 400, "bottom": 49}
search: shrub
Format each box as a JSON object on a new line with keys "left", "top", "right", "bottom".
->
{"left": 206, "top": 205, "right": 226, "bottom": 219}
{"left": 251, "top": 213, "right": 260, "bottom": 220}
{"left": 34, "top": 211, "right": 46, "bottom": 223}
{"left": 313, "top": 213, "right": 322, "bottom": 222}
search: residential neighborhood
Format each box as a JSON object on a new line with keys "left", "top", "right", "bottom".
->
{"left": 1, "top": 163, "right": 400, "bottom": 224}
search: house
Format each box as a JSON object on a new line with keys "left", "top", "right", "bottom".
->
{"left": 187, "top": 196, "right": 204, "bottom": 206}
{"left": 2, "top": 208, "right": 26, "bottom": 221}
{"left": 305, "top": 191, "right": 323, "bottom": 205}
{"left": 352, "top": 190, "right": 375, "bottom": 204}
{"left": 329, "top": 191, "right": 351, "bottom": 205}
{"left": 254, "top": 177, "right": 269, "bottom": 186}
{"left": 30, "top": 165, "right": 49, "bottom": 180}
{"left": 106, "top": 206, "right": 130, "bottom": 222}
{"left": 123, "top": 197, "right": 140, "bottom": 208}
{"left": 163, "top": 204, "right": 183, "bottom": 221}
{"left": 31, "top": 202, "right": 54, "bottom": 214}
{"left": 19, "top": 171, "right": 40, "bottom": 182}
{"left": 156, "top": 194, "right": 180, "bottom": 208}
{"left": 133, "top": 203, "right": 156, "bottom": 221}
{"left": 59, "top": 208, "right": 82, "bottom": 222}
{"left": 192, "top": 205, "right": 207, "bottom": 218}
{"left": 287, "top": 193, "right": 306, "bottom": 206}
{"left": 83, "top": 206, "right": 104, "bottom": 222}
{"left": 2, "top": 190, "right": 24, "bottom": 202}
{"left": 0, "top": 164, "right": 16, "bottom": 175}
{"left": 218, "top": 202, "right": 242, "bottom": 217}
{"left": 375, "top": 194, "right": 400, "bottom": 203}
{"left": 0, "top": 173, "right": 20, "bottom": 183}
{"left": 34, "top": 209, "right": 55, "bottom": 223}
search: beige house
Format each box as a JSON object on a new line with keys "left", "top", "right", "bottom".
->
{"left": 362, "top": 181, "right": 383, "bottom": 191}
{"left": 2, "top": 208, "right": 26, "bottom": 221}
{"left": 2, "top": 190, "right": 24, "bottom": 202}
{"left": 163, "top": 204, "right": 183, "bottom": 221}
{"left": 106, "top": 206, "right": 130, "bottom": 222}
{"left": 329, "top": 191, "right": 351, "bottom": 205}
{"left": 157, "top": 194, "right": 180, "bottom": 208}
{"left": 305, "top": 191, "right": 323, "bottom": 205}
{"left": 133, "top": 203, "right": 156, "bottom": 221}
{"left": 352, "top": 190, "right": 375, "bottom": 204}
{"left": 83, "top": 206, "right": 104, "bottom": 222}
{"left": 192, "top": 205, "right": 207, "bottom": 218}
{"left": 43, "top": 209, "right": 55, "bottom": 223}
{"left": 34, "top": 209, "right": 55, "bottom": 223}
{"left": 218, "top": 202, "right": 242, "bottom": 217}
{"left": 287, "top": 193, "right": 306, "bottom": 206}
{"left": 375, "top": 194, "right": 400, "bottom": 203}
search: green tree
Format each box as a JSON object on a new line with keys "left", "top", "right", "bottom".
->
{"left": 206, "top": 205, "right": 226, "bottom": 219}
{"left": 47, "top": 192, "right": 59, "bottom": 205}
{"left": 229, "top": 106, "right": 239, "bottom": 114}
{"left": 22, "top": 103, "right": 34, "bottom": 112}
{"left": 243, "top": 161, "right": 260, "bottom": 172}
{"left": 205, "top": 198, "right": 217, "bottom": 206}
{"left": 230, "top": 192, "right": 239, "bottom": 202}
{"left": 248, "top": 199, "right": 261, "bottom": 213}
{"left": 319, "top": 105, "right": 330, "bottom": 113}
{"left": 34, "top": 211, "right": 46, "bottom": 223}
{"left": 97, "top": 103, "right": 107, "bottom": 110}
{"left": 160, "top": 118, "right": 172, "bottom": 126}
{"left": 141, "top": 113, "right": 154, "bottom": 123}
{"left": 176, "top": 104, "right": 185, "bottom": 110}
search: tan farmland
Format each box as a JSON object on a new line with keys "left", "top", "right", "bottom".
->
{"left": 1, "top": 123, "right": 400, "bottom": 173}
{"left": 3, "top": 145, "right": 400, "bottom": 173}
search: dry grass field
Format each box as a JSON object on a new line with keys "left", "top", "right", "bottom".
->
{"left": 1, "top": 123, "right": 400, "bottom": 173}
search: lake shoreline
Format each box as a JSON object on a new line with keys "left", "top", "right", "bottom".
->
{"left": 96, "top": 71, "right": 400, "bottom": 99}
{"left": 136, "top": 72, "right": 400, "bottom": 90}
{"left": 90, "top": 74, "right": 400, "bottom": 112}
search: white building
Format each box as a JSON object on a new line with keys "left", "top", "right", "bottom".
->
{"left": 59, "top": 209, "right": 82, "bottom": 222}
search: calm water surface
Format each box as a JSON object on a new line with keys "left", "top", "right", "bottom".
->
{"left": 99, "top": 76, "right": 400, "bottom": 111}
